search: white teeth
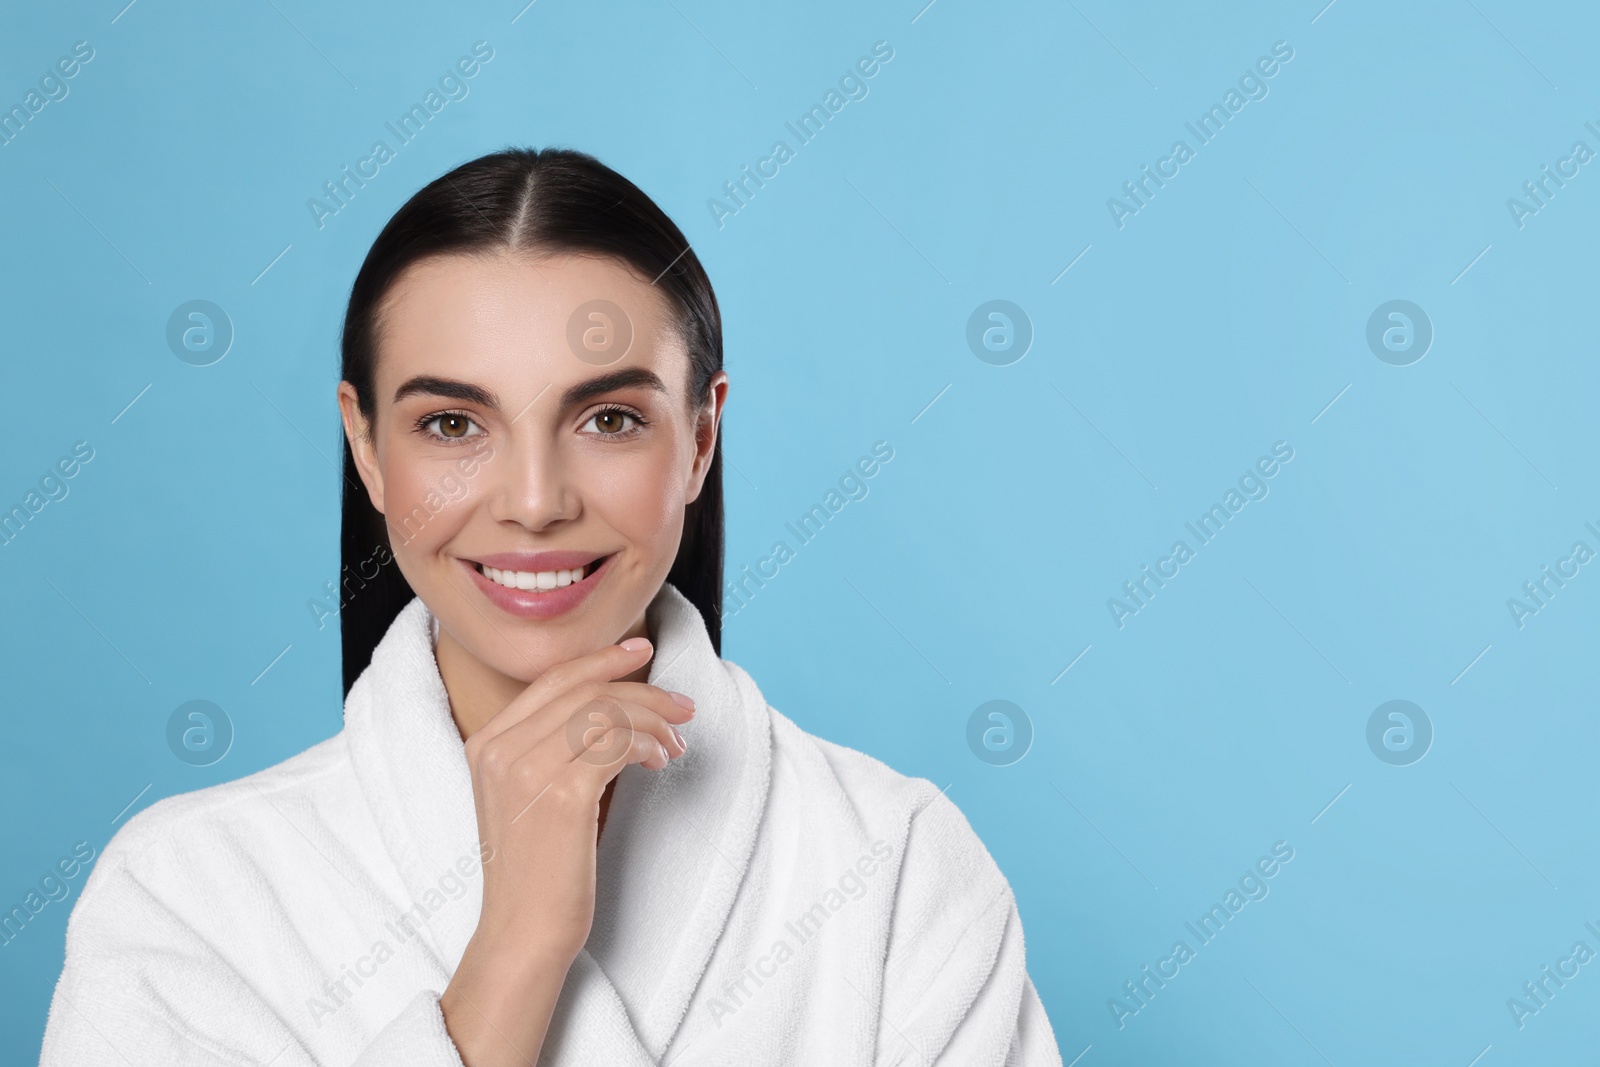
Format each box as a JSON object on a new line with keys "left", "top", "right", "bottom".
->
{"left": 480, "top": 563, "right": 590, "bottom": 591}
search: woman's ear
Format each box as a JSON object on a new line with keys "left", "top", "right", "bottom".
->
{"left": 684, "top": 370, "right": 729, "bottom": 506}
{"left": 337, "top": 381, "right": 386, "bottom": 515}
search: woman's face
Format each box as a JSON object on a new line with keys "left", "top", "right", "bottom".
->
{"left": 338, "top": 250, "right": 726, "bottom": 683}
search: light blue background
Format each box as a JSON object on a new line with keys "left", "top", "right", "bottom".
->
{"left": 3, "top": 0, "right": 1597, "bottom": 1063}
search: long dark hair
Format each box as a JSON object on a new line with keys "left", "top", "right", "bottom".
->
{"left": 337, "top": 146, "right": 724, "bottom": 697}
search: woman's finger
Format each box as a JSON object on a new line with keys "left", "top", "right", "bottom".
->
{"left": 470, "top": 637, "right": 657, "bottom": 748}
{"left": 477, "top": 680, "right": 692, "bottom": 767}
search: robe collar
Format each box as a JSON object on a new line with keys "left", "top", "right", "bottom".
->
{"left": 343, "top": 581, "right": 773, "bottom": 1061}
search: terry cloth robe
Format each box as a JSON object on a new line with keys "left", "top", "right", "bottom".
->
{"left": 41, "top": 582, "right": 1063, "bottom": 1066}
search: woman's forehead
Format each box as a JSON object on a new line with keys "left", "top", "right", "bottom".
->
{"left": 373, "top": 250, "right": 688, "bottom": 398}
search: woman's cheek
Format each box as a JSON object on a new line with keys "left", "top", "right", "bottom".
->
{"left": 384, "top": 461, "right": 477, "bottom": 553}
{"left": 595, "top": 448, "right": 685, "bottom": 547}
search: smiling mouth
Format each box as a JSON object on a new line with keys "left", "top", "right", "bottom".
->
{"left": 471, "top": 556, "right": 608, "bottom": 592}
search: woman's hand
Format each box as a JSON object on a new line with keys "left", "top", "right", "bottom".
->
{"left": 439, "top": 636, "right": 694, "bottom": 1066}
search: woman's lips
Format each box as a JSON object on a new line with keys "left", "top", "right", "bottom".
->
{"left": 462, "top": 553, "right": 615, "bottom": 620}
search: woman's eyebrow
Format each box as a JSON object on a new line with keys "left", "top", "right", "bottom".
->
{"left": 392, "top": 375, "right": 501, "bottom": 409}
{"left": 558, "top": 367, "right": 667, "bottom": 409}
{"left": 391, "top": 368, "right": 668, "bottom": 412}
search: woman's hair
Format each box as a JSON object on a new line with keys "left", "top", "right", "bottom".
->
{"left": 337, "top": 146, "right": 724, "bottom": 697}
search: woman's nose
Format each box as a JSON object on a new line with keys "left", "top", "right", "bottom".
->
{"left": 484, "top": 437, "right": 579, "bottom": 530}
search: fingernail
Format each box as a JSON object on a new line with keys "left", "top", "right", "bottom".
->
{"left": 668, "top": 691, "right": 695, "bottom": 710}
{"left": 620, "top": 637, "right": 651, "bottom": 652}
{"left": 671, "top": 725, "right": 686, "bottom": 752}
{"left": 656, "top": 741, "right": 670, "bottom": 764}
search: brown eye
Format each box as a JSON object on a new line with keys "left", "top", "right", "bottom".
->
{"left": 582, "top": 407, "right": 642, "bottom": 436}
{"left": 416, "top": 412, "right": 484, "bottom": 441}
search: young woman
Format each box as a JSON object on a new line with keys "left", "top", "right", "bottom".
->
{"left": 41, "top": 148, "right": 1063, "bottom": 1066}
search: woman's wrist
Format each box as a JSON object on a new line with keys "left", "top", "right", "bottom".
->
{"left": 441, "top": 934, "right": 577, "bottom": 1066}
{"left": 449, "top": 927, "right": 579, "bottom": 1002}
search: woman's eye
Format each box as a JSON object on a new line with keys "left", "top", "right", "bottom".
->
{"left": 582, "top": 408, "right": 641, "bottom": 436}
{"left": 420, "top": 413, "right": 484, "bottom": 440}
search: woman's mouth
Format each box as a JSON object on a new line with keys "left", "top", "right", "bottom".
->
{"left": 473, "top": 558, "right": 604, "bottom": 592}
{"left": 462, "top": 552, "right": 615, "bottom": 620}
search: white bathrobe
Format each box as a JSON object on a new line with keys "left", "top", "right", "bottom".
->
{"left": 40, "top": 582, "right": 1063, "bottom": 1065}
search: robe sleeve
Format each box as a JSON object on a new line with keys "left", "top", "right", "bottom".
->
{"left": 875, "top": 790, "right": 1064, "bottom": 1067}
{"left": 38, "top": 848, "right": 467, "bottom": 1067}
